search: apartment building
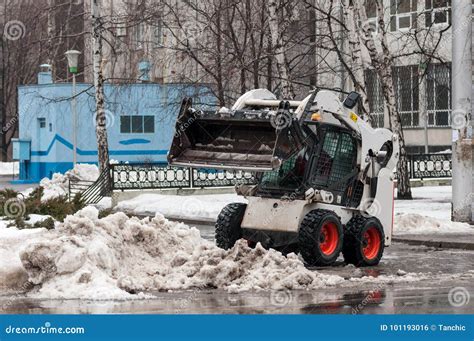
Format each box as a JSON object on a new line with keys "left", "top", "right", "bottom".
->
{"left": 350, "top": 0, "right": 453, "bottom": 154}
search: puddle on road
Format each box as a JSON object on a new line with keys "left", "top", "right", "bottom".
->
{"left": 1, "top": 284, "right": 472, "bottom": 314}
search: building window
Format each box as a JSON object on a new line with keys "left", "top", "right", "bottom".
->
{"left": 364, "top": 69, "right": 385, "bottom": 128}
{"left": 365, "top": 64, "right": 451, "bottom": 129}
{"left": 143, "top": 116, "right": 155, "bottom": 133}
{"left": 116, "top": 22, "right": 127, "bottom": 37}
{"left": 120, "top": 115, "right": 155, "bottom": 133}
{"left": 393, "top": 65, "right": 419, "bottom": 128}
{"left": 426, "top": 63, "right": 451, "bottom": 127}
{"left": 365, "top": 1, "right": 378, "bottom": 34}
{"left": 38, "top": 117, "right": 46, "bottom": 128}
{"left": 153, "top": 20, "right": 163, "bottom": 48}
{"left": 424, "top": 0, "right": 451, "bottom": 27}
{"left": 135, "top": 23, "right": 145, "bottom": 49}
{"left": 390, "top": 0, "right": 417, "bottom": 31}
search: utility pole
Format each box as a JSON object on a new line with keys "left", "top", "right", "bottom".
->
{"left": 451, "top": 0, "right": 473, "bottom": 223}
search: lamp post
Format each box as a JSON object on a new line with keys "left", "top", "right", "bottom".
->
{"left": 65, "top": 50, "right": 81, "bottom": 167}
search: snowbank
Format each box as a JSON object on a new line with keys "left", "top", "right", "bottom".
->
{"left": 393, "top": 186, "right": 474, "bottom": 235}
{"left": 3, "top": 207, "right": 466, "bottom": 300}
{"left": 0, "top": 162, "right": 19, "bottom": 175}
{"left": 393, "top": 213, "right": 474, "bottom": 235}
{"left": 0, "top": 220, "right": 47, "bottom": 289}
{"left": 40, "top": 164, "right": 99, "bottom": 201}
{"left": 16, "top": 207, "right": 345, "bottom": 299}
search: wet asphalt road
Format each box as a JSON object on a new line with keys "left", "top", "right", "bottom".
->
{"left": 1, "top": 223, "right": 473, "bottom": 314}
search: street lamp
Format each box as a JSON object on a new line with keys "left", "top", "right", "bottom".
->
{"left": 65, "top": 50, "right": 81, "bottom": 167}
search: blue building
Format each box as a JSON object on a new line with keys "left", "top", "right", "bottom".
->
{"left": 14, "top": 78, "right": 214, "bottom": 182}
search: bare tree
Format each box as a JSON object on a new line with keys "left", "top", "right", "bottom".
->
{"left": 353, "top": 0, "right": 412, "bottom": 199}
{"left": 267, "top": 0, "right": 295, "bottom": 99}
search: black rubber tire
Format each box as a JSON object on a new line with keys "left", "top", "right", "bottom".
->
{"left": 298, "top": 209, "right": 344, "bottom": 266}
{"left": 342, "top": 215, "right": 385, "bottom": 267}
{"left": 215, "top": 203, "right": 247, "bottom": 250}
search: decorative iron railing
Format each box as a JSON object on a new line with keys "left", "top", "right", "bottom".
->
{"left": 69, "top": 153, "right": 452, "bottom": 201}
{"left": 110, "top": 163, "right": 257, "bottom": 191}
{"left": 408, "top": 153, "right": 451, "bottom": 179}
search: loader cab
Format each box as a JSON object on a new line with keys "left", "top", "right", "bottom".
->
{"left": 256, "top": 122, "right": 361, "bottom": 206}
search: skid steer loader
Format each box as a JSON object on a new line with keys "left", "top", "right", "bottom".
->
{"left": 168, "top": 89, "right": 399, "bottom": 266}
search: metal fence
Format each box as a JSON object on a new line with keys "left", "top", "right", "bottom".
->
{"left": 408, "top": 153, "right": 451, "bottom": 179}
{"left": 110, "top": 163, "right": 257, "bottom": 191}
{"left": 109, "top": 154, "right": 452, "bottom": 191}
{"left": 69, "top": 154, "right": 452, "bottom": 201}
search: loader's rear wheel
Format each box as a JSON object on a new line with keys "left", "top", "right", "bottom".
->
{"left": 298, "top": 209, "right": 343, "bottom": 266}
{"left": 343, "top": 215, "right": 384, "bottom": 267}
{"left": 215, "top": 203, "right": 247, "bottom": 250}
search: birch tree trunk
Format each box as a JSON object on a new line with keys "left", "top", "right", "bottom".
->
{"left": 267, "top": 0, "right": 295, "bottom": 99}
{"left": 91, "top": 0, "right": 110, "bottom": 172}
{"left": 354, "top": 0, "right": 412, "bottom": 199}
{"left": 342, "top": 0, "right": 370, "bottom": 119}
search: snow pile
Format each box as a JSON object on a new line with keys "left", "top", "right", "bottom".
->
{"left": 39, "top": 164, "right": 99, "bottom": 201}
{"left": 0, "top": 221, "right": 47, "bottom": 290}
{"left": 18, "top": 207, "right": 345, "bottom": 299}
{"left": 393, "top": 213, "right": 474, "bottom": 235}
{"left": 0, "top": 162, "right": 19, "bottom": 175}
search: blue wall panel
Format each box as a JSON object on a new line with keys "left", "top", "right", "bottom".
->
{"left": 17, "top": 83, "right": 215, "bottom": 181}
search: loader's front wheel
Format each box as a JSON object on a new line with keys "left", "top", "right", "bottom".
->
{"left": 215, "top": 203, "right": 247, "bottom": 250}
{"left": 298, "top": 209, "right": 343, "bottom": 266}
{"left": 343, "top": 215, "right": 384, "bottom": 267}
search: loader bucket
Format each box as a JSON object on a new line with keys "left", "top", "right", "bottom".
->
{"left": 168, "top": 99, "right": 304, "bottom": 171}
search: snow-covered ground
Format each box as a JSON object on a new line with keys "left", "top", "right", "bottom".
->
{"left": 117, "top": 185, "right": 474, "bottom": 235}
{"left": 0, "top": 162, "right": 19, "bottom": 175}
{"left": 394, "top": 186, "right": 473, "bottom": 235}
{"left": 116, "top": 193, "right": 246, "bottom": 221}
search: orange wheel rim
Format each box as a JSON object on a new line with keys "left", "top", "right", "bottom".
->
{"left": 362, "top": 227, "right": 381, "bottom": 260}
{"left": 319, "top": 222, "right": 339, "bottom": 256}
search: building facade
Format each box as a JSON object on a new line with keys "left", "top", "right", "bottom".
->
{"left": 15, "top": 78, "right": 214, "bottom": 181}
{"left": 345, "top": 0, "right": 453, "bottom": 154}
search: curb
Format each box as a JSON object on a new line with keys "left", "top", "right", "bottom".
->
{"left": 392, "top": 236, "right": 474, "bottom": 250}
